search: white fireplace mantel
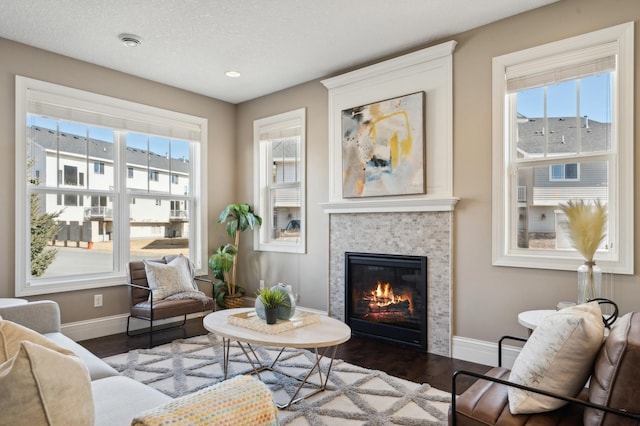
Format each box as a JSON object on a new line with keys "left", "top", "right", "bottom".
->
{"left": 320, "top": 196, "right": 458, "bottom": 214}
{"left": 320, "top": 40, "right": 458, "bottom": 214}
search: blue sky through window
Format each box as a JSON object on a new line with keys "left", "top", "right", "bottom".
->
{"left": 516, "top": 73, "right": 612, "bottom": 123}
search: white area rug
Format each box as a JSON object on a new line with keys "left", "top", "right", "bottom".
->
{"left": 103, "top": 334, "right": 450, "bottom": 425}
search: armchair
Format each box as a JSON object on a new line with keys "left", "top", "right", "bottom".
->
{"left": 450, "top": 311, "right": 640, "bottom": 425}
{"left": 126, "top": 256, "right": 214, "bottom": 347}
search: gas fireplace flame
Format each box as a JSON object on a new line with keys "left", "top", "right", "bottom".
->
{"left": 365, "top": 281, "right": 412, "bottom": 314}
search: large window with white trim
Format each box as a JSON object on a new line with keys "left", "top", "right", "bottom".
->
{"left": 492, "top": 23, "right": 634, "bottom": 274}
{"left": 254, "top": 108, "right": 306, "bottom": 253}
{"left": 16, "top": 77, "right": 208, "bottom": 296}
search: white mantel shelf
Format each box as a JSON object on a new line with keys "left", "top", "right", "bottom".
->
{"left": 320, "top": 196, "right": 459, "bottom": 214}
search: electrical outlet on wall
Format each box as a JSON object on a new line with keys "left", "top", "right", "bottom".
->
{"left": 259, "top": 280, "right": 265, "bottom": 290}
{"left": 94, "top": 294, "right": 103, "bottom": 308}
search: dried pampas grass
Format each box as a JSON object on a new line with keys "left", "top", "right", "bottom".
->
{"left": 559, "top": 199, "right": 607, "bottom": 262}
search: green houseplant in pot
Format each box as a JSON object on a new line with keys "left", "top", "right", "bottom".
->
{"left": 209, "top": 203, "right": 262, "bottom": 308}
{"left": 256, "top": 287, "right": 290, "bottom": 324}
{"left": 209, "top": 243, "right": 240, "bottom": 308}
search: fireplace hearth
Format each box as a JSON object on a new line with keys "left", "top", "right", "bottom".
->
{"left": 345, "top": 252, "right": 427, "bottom": 351}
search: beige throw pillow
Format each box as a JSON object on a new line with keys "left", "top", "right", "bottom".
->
{"left": 0, "top": 341, "right": 94, "bottom": 426}
{"left": 144, "top": 254, "right": 196, "bottom": 301}
{"left": 0, "top": 319, "right": 76, "bottom": 363}
{"left": 508, "top": 301, "right": 605, "bottom": 414}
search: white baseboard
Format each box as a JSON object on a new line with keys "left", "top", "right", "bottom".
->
{"left": 451, "top": 336, "right": 521, "bottom": 368}
{"left": 61, "top": 302, "right": 328, "bottom": 342}
{"left": 61, "top": 312, "right": 207, "bottom": 342}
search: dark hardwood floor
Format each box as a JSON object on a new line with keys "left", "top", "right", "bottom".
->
{"left": 79, "top": 317, "right": 491, "bottom": 394}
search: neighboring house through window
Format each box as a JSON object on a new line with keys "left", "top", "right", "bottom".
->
{"left": 15, "top": 76, "right": 208, "bottom": 296}
{"left": 254, "top": 108, "right": 306, "bottom": 253}
{"left": 492, "top": 22, "right": 634, "bottom": 274}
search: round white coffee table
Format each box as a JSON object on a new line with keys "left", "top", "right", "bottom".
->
{"left": 203, "top": 308, "right": 351, "bottom": 408}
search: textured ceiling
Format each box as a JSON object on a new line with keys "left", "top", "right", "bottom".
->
{"left": 0, "top": 0, "right": 558, "bottom": 104}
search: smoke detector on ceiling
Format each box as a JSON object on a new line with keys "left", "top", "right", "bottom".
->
{"left": 119, "top": 34, "right": 142, "bottom": 47}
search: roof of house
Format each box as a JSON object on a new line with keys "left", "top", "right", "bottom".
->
{"left": 29, "top": 126, "right": 190, "bottom": 173}
{"left": 517, "top": 116, "right": 610, "bottom": 157}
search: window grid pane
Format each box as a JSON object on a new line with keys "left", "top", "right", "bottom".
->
{"left": 25, "top": 116, "right": 198, "bottom": 282}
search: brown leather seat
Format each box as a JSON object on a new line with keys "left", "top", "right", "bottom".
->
{"left": 450, "top": 312, "right": 640, "bottom": 425}
{"left": 126, "top": 258, "right": 214, "bottom": 347}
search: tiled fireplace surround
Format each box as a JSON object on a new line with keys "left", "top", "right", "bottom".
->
{"left": 322, "top": 41, "right": 457, "bottom": 357}
{"left": 328, "top": 211, "right": 452, "bottom": 356}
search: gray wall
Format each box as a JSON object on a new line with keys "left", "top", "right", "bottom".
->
{"left": 234, "top": 82, "right": 330, "bottom": 310}
{"left": 2, "top": 0, "right": 639, "bottom": 347}
{"left": 0, "top": 38, "right": 236, "bottom": 323}
{"left": 235, "top": 0, "right": 640, "bottom": 344}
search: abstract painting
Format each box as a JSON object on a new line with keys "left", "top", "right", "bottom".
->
{"left": 341, "top": 92, "right": 425, "bottom": 198}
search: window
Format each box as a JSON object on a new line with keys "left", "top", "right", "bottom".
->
{"left": 492, "top": 23, "right": 634, "bottom": 274}
{"left": 254, "top": 108, "right": 306, "bottom": 253}
{"left": 171, "top": 174, "right": 179, "bottom": 184}
{"left": 550, "top": 163, "right": 579, "bottom": 181}
{"left": 94, "top": 161, "right": 105, "bottom": 175}
{"left": 15, "top": 77, "right": 208, "bottom": 296}
{"left": 64, "top": 165, "right": 78, "bottom": 185}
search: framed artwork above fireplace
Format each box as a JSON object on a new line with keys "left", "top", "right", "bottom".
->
{"left": 341, "top": 92, "right": 425, "bottom": 198}
{"left": 321, "top": 40, "right": 458, "bottom": 214}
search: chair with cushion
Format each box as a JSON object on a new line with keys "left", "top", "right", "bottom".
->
{"left": 450, "top": 301, "right": 640, "bottom": 425}
{"left": 127, "top": 254, "right": 214, "bottom": 347}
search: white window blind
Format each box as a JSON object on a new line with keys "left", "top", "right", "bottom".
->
{"left": 27, "top": 90, "right": 201, "bottom": 141}
{"left": 506, "top": 44, "right": 616, "bottom": 93}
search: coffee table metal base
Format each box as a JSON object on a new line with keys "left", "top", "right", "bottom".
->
{"left": 221, "top": 337, "right": 339, "bottom": 409}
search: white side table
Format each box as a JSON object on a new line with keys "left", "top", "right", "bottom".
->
{"left": 0, "top": 298, "right": 28, "bottom": 308}
{"left": 517, "top": 309, "right": 555, "bottom": 333}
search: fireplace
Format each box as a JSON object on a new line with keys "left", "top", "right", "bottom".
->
{"left": 345, "top": 252, "right": 427, "bottom": 351}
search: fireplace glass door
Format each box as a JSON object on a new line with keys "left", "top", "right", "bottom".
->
{"left": 345, "top": 252, "right": 427, "bottom": 351}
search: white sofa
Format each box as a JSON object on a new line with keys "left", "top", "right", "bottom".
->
{"left": 0, "top": 301, "right": 171, "bottom": 425}
{"left": 0, "top": 300, "right": 277, "bottom": 426}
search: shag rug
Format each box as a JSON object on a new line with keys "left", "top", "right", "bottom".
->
{"left": 103, "top": 334, "right": 451, "bottom": 425}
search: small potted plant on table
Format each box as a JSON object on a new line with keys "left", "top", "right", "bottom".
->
{"left": 257, "top": 287, "right": 290, "bottom": 324}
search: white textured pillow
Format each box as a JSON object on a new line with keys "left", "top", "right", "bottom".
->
{"left": 0, "top": 319, "right": 76, "bottom": 363}
{"left": 0, "top": 341, "right": 94, "bottom": 425}
{"left": 508, "top": 301, "right": 604, "bottom": 414}
{"left": 144, "top": 254, "right": 196, "bottom": 301}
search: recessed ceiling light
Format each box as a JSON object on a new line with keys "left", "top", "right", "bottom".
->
{"left": 119, "top": 33, "right": 142, "bottom": 47}
{"left": 225, "top": 71, "right": 241, "bottom": 78}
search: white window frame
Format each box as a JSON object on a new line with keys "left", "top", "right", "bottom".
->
{"left": 253, "top": 108, "right": 306, "bottom": 253}
{"left": 15, "top": 76, "right": 208, "bottom": 296}
{"left": 492, "top": 22, "right": 634, "bottom": 274}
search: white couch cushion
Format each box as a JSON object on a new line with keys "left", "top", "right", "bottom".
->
{"left": 508, "top": 301, "right": 605, "bottom": 414}
{"left": 44, "top": 332, "right": 119, "bottom": 380}
{"left": 92, "top": 376, "right": 171, "bottom": 426}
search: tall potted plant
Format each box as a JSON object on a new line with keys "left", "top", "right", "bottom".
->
{"left": 209, "top": 203, "right": 262, "bottom": 308}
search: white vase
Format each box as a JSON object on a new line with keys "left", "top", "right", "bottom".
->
{"left": 577, "top": 261, "right": 602, "bottom": 304}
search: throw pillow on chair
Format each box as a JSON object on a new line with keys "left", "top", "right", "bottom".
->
{"left": 508, "top": 301, "right": 605, "bottom": 414}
